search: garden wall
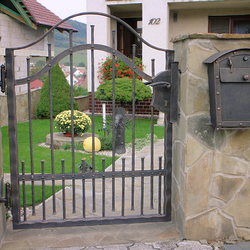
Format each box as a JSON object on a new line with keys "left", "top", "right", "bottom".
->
{"left": 74, "top": 95, "right": 89, "bottom": 112}
{"left": 0, "top": 89, "right": 41, "bottom": 127}
{"left": 88, "top": 93, "right": 159, "bottom": 116}
{"left": 0, "top": 91, "right": 89, "bottom": 127}
{"left": 172, "top": 33, "right": 250, "bottom": 240}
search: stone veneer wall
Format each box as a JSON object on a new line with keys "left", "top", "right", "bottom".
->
{"left": 172, "top": 34, "right": 250, "bottom": 240}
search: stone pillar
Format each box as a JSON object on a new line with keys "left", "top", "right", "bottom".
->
{"left": 172, "top": 34, "right": 250, "bottom": 240}
{"left": 0, "top": 130, "right": 6, "bottom": 244}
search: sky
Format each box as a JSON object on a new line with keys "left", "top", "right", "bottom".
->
{"left": 37, "top": 0, "right": 87, "bottom": 23}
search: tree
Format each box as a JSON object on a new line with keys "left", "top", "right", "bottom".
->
{"left": 36, "top": 63, "right": 78, "bottom": 118}
{"left": 31, "top": 65, "right": 47, "bottom": 83}
{"left": 36, "top": 60, "right": 45, "bottom": 67}
{"left": 64, "top": 62, "right": 70, "bottom": 66}
{"left": 77, "top": 62, "right": 85, "bottom": 67}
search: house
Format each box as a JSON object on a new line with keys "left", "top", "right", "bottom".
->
{"left": 75, "top": 76, "right": 88, "bottom": 89}
{"left": 0, "top": 0, "right": 77, "bottom": 93}
{"left": 74, "top": 68, "right": 87, "bottom": 77}
{"left": 30, "top": 79, "right": 43, "bottom": 89}
{"left": 86, "top": 0, "right": 250, "bottom": 90}
{"left": 66, "top": 73, "right": 79, "bottom": 85}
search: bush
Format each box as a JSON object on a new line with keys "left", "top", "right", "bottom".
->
{"left": 99, "top": 135, "right": 113, "bottom": 151}
{"left": 73, "top": 85, "right": 88, "bottom": 97}
{"left": 36, "top": 63, "right": 78, "bottom": 118}
{"left": 55, "top": 110, "right": 91, "bottom": 134}
{"left": 95, "top": 77, "right": 152, "bottom": 103}
{"left": 97, "top": 57, "right": 144, "bottom": 83}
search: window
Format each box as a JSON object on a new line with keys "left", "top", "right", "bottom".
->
{"left": 209, "top": 16, "right": 250, "bottom": 34}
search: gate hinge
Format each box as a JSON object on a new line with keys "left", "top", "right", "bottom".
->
{"left": 0, "top": 182, "right": 11, "bottom": 209}
{"left": 0, "top": 64, "right": 6, "bottom": 93}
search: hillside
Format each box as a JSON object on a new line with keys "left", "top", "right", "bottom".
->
{"left": 54, "top": 20, "right": 87, "bottom": 67}
{"left": 54, "top": 20, "right": 86, "bottom": 47}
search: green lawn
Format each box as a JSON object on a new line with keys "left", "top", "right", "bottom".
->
{"left": 19, "top": 184, "right": 62, "bottom": 207}
{"left": 1, "top": 116, "right": 164, "bottom": 174}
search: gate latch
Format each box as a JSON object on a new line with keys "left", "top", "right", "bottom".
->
{"left": 0, "top": 64, "right": 6, "bottom": 93}
{"left": 0, "top": 183, "right": 11, "bottom": 209}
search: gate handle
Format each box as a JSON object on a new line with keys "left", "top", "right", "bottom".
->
{"left": 0, "top": 64, "right": 6, "bottom": 93}
{"left": 0, "top": 183, "right": 11, "bottom": 209}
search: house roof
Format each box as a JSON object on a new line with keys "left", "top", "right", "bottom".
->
{"left": 22, "top": 0, "right": 77, "bottom": 32}
{"left": 0, "top": 0, "right": 77, "bottom": 32}
{"left": 30, "top": 79, "right": 43, "bottom": 89}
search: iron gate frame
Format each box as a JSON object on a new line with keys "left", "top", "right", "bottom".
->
{"left": 5, "top": 12, "right": 178, "bottom": 229}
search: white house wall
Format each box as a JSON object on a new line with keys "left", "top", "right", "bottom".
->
{"left": 168, "top": 7, "right": 250, "bottom": 49}
{"left": 86, "top": 0, "right": 250, "bottom": 91}
{"left": 86, "top": 1, "right": 111, "bottom": 92}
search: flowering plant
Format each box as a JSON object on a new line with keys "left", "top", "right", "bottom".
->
{"left": 97, "top": 57, "right": 144, "bottom": 83}
{"left": 55, "top": 110, "right": 91, "bottom": 135}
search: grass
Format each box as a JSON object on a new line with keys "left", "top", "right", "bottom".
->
{"left": 54, "top": 47, "right": 87, "bottom": 67}
{"left": 1, "top": 119, "right": 115, "bottom": 174}
{"left": 1, "top": 116, "right": 164, "bottom": 174}
{"left": 19, "top": 184, "right": 62, "bottom": 207}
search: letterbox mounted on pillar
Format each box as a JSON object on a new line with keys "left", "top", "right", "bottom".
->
{"left": 204, "top": 48, "right": 250, "bottom": 130}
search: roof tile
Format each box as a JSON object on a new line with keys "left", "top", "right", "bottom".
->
{"left": 22, "top": 0, "right": 77, "bottom": 31}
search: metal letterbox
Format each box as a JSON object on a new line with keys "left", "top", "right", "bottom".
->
{"left": 204, "top": 48, "right": 250, "bottom": 129}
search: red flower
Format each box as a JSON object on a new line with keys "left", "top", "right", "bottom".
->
{"left": 118, "top": 70, "right": 121, "bottom": 74}
{"left": 121, "top": 75, "right": 124, "bottom": 77}
{"left": 109, "top": 68, "right": 112, "bottom": 72}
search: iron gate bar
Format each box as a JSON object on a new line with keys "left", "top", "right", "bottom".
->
{"left": 82, "top": 159, "right": 86, "bottom": 218}
{"left": 18, "top": 169, "right": 166, "bottom": 181}
{"left": 6, "top": 48, "right": 21, "bottom": 225}
{"left": 15, "top": 44, "right": 153, "bottom": 86}
{"left": 48, "top": 43, "right": 56, "bottom": 215}
{"left": 151, "top": 58, "right": 155, "bottom": 210}
{"left": 21, "top": 161, "right": 26, "bottom": 222}
{"left": 112, "top": 30, "right": 116, "bottom": 212}
{"left": 13, "top": 215, "right": 169, "bottom": 230}
{"left": 69, "top": 29, "right": 76, "bottom": 214}
{"left": 131, "top": 44, "right": 136, "bottom": 211}
{"left": 102, "top": 158, "right": 105, "bottom": 217}
{"left": 140, "top": 157, "right": 145, "bottom": 216}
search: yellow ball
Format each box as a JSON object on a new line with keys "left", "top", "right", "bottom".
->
{"left": 83, "top": 137, "right": 101, "bottom": 153}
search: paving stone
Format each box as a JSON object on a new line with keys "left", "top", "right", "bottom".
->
{"left": 151, "top": 241, "right": 179, "bottom": 249}
{"left": 223, "top": 244, "right": 242, "bottom": 250}
{"left": 129, "top": 243, "right": 155, "bottom": 250}
{"left": 237, "top": 242, "right": 250, "bottom": 250}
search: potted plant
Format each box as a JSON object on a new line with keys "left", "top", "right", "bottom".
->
{"left": 55, "top": 110, "right": 92, "bottom": 136}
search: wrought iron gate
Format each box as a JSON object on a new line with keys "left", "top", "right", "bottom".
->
{"left": 4, "top": 12, "right": 178, "bottom": 229}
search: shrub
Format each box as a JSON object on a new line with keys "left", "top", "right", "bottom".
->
{"left": 99, "top": 135, "right": 113, "bottom": 151}
{"left": 97, "top": 57, "right": 144, "bottom": 83}
{"left": 36, "top": 63, "right": 78, "bottom": 118}
{"left": 73, "top": 85, "right": 89, "bottom": 97}
{"left": 95, "top": 77, "right": 152, "bottom": 103}
{"left": 55, "top": 110, "right": 91, "bottom": 135}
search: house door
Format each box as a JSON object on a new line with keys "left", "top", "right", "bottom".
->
{"left": 4, "top": 12, "right": 178, "bottom": 229}
{"left": 117, "top": 18, "right": 142, "bottom": 58}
